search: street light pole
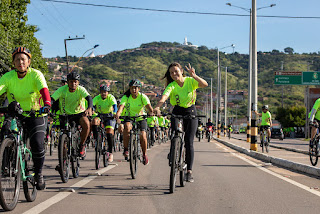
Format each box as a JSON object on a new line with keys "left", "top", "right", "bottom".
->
{"left": 251, "top": 0, "right": 258, "bottom": 151}
{"left": 247, "top": 8, "right": 252, "bottom": 144}
{"left": 211, "top": 78, "right": 213, "bottom": 122}
{"left": 64, "top": 35, "right": 85, "bottom": 73}
{"left": 216, "top": 49, "right": 219, "bottom": 137}
{"left": 70, "top": 44, "right": 99, "bottom": 72}
{"left": 224, "top": 66, "right": 228, "bottom": 137}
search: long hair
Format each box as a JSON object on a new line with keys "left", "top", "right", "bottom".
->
{"left": 162, "top": 62, "right": 185, "bottom": 86}
{"left": 123, "top": 88, "right": 131, "bottom": 98}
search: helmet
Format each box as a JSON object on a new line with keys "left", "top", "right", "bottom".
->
{"left": 100, "top": 85, "right": 110, "bottom": 91}
{"left": 67, "top": 71, "right": 80, "bottom": 81}
{"left": 262, "top": 105, "right": 269, "bottom": 110}
{"left": 129, "top": 79, "right": 142, "bottom": 87}
{"left": 61, "top": 76, "right": 67, "bottom": 83}
{"left": 12, "top": 47, "right": 32, "bottom": 59}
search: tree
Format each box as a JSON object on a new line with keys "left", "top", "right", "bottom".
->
{"left": 276, "top": 106, "right": 306, "bottom": 127}
{"left": 0, "top": 0, "right": 47, "bottom": 74}
{"left": 284, "top": 47, "right": 294, "bottom": 54}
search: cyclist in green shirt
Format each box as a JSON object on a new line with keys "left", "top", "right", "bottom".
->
{"left": 92, "top": 85, "right": 117, "bottom": 162}
{"left": 0, "top": 47, "right": 51, "bottom": 190}
{"left": 309, "top": 98, "right": 320, "bottom": 143}
{"left": 51, "top": 71, "right": 93, "bottom": 158}
{"left": 154, "top": 62, "right": 208, "bottom": 182}
{"left": 256, "top": 105, "right": 272, "bottom": 145}
{"left": 115, "top": 79, "right": 153, "bottom": 165}
{"left": 158, "top": 115, "right": 166, "bottom": 141}
{"left": 147, "top": 115, "right": 158, "bottom": 146}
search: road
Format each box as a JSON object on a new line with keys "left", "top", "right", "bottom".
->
{"left": 6, "top": 137, "right": 320, "bottom": 214}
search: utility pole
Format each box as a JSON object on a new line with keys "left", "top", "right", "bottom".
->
{"left": 247, "top": 8, "right": 252, "bottom": 144}
{"left": 64, "top": 35, "right": 85, "bottom": 73}
{"left": 250, "top": 0, "right": 258, "bottom": 151}
{"left": 217, "top": 49, "right": 221, "bottom": 138}
{"left": 224, "top": 67, "right": 228, "bottom": 137}
{"left": 216, "top": 49, "right": 219, "bottom": 135}
{"left": 211, "top": 78, "right": 213, "bottom": 122}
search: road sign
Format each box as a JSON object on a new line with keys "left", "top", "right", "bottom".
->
{"left": 302, "top": 71, "right": 320, "bottom": 85}
{"left": 274, "top": 72, "right": 302, "bottom": 85}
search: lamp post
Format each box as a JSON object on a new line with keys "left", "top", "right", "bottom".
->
{"left": 216, "top": 45, "right": 235, "bottom": 138}
{"left": 224, "top": 66, "right": 228, "bottom": 137}
{"left": 64, "top": 35, "right": 85, "bottom": 73}
{"left": 70, "top": 44, "right": 99, "bottom": 73}
{"left": 226, "top": 2, "right": 276, "bottom": 149}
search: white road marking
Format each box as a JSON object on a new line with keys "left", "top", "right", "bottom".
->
{"left": 215, "top": 143, "right": 320, "bottom": 197}
{"left": 23, "top": 165, "right": 117, "bottom": 214}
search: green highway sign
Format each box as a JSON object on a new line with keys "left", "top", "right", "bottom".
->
{"left": 274, "top": 71, "right": 302, "bottom": 85}
{"left": 302, "top": 71, "right": 320, "bottom": 85}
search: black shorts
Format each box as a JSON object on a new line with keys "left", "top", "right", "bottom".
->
{"left": 125, "top": 119, "right": 147, "bottom": 132}
{"left": 60, "top": 113, "right": 86, "bottom": 127}
{"left": 260, "top": 125, "right": 270, "bottom": 132}
{"left": 98, "top": 113, "right": 116, "bottom": 129}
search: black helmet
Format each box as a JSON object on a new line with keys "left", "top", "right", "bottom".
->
{"left": 262, "top": 105, "right": 269, "bottom": 110}
{"left": 129, "top": 79, "right": 142, "bottom": 87}
{"left": 67, "top": 71, "right": 80, "bottom": 81}
{"left": 100, "top": 85, "right": 110, "bottom": 91}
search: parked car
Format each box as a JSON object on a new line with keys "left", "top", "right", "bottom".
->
{"left": 239, "top": 127, "right": 246, "bottom": 133}
{"left": 271, "top": 127, "right": 284, "bottom": 140}
{"left": 233, "top": 129, "right": 240, "bottom": 134}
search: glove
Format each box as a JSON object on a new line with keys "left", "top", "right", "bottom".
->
{"left": 40, "top": 105, "right": 51, "bottom": 114}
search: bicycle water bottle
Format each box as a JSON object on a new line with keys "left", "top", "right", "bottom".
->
{"left": 10, "top": 118, "right": 18, "bottom": 132}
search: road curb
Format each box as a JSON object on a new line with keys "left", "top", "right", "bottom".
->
{"left": 213, "top": 137, "right": 320, "bottom": 178}
{"left": 231, "top": 137, "right": 309, "bottom": 155}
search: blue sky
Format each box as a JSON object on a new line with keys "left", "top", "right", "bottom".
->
{"left": 27, "top": 0, "right": 320, "bottom": 58}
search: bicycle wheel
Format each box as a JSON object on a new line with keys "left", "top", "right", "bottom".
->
{"left": 71, "top": 131, "right": 80, "bottom": 178}
{"left": 179, "top": 143, "right": 187, "bottom": 187}
{"left": 309, "top": 139, "right": 319, "bottom": 166}
{"left": 0, "top": 138, "right": 21, "bottom": 211}
{"left": 129, "top": 133, "right": 137, "bottom": 179}
{"left": 103, "top": 135, "right": 108, "bottom": 168}
{"left": 95, "top": 131, "right": 102, "bottom": 170}
{"left": 23, "top": 139, "right": 37, "bottom": 202}
{"left": 198, "top": 132, "right": 201, "bottom": 142}
{"left": 208, "top": 133, "right": 210, "bottom": 142}
{"left": 170, "top": 137, "right": 179, "bottom": 193}
{"left": 58, "top": 134, "right": 70, "bottom": 183}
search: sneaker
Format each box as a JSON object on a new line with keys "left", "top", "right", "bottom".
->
{"left": 35, "top": 173, "right": 46, "bottom": 190}
{"left": 79, "top": 144, "right": 86, "bottom": 158}
{"left": 123, "top": 150, "right": 129, "bottom": 160}
{"left": 55, "top": 164, "right": 60, "bottom": 171}
{"left": 108, "top": 153, "right": 113, "bottom": 162}
{"left": 143, "top": 155, "right": 149, "bottom": 165}
{"left": 186, "top": 172, "right": 194, "bottom": 183}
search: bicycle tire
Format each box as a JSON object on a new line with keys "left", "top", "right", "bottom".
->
{"left": 71, "top": 131, "right": 80, "bottom": 178}
{"left": 309, "top": 139, "right": 319, "bottom": 166}
{"left": 103, "top": 135, "right": 108, "bottom": 167}
{"left": 208, "top": 133, "right": 210, "bottom": 142}
{"left": 58, "top": 134, "right": 70, "bottom": 183}
{"left": 170, "top": 137, "right": 179, "bottom": 193}
{"left": 129, "top": 133, "right": 137, "bottom": 179}
{"left": 23, "top": 139, "right": 37, "bottom": 202}
{"left": 198, "top": 133, "right": 201, "bottom": 142}
{"left": 95, "top": 132, "right": 102, "bottom": 170}
{"left": 179, "top": 143, "right": 187, "bottom": 187}
{"left": 0, "top": 138, "right": 21, "bottom": 211}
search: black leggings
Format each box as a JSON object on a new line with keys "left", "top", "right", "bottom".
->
{"left": 171, "top": 105, "right": 197, "bottom": 171}
{"left": 24, "top": 116, "right": 48, "bottom": 174}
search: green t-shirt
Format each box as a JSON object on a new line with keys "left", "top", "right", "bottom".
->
{"left": 147, "top": 116, "right": 158, "bottom": 127}
{"left": 165, "top": 118, "right": 170, "bottom": 128}
{"left": 93, "top": 94, "right": 117, "bottom": 114}
{"left": 0, "top": 68, "right": 48, "bottom": 111}
{"left": 158, "top": 116, "right": 165, "bottom": 127}
{"left": 261, "top": 111, "right": 272, "bottom": 126}
{"left": 52, "top": 85, "right": 89, "bottom": 115}
{"left": 120, "top": 92, "right": 150, "bottom": 119}
{"left": 163, "top": 77, "right": 199, "bottom": 108}
{"left": 309, "top": 98, "right": 320, "bottom": 121}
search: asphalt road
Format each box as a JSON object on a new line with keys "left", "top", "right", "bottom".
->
{"left": 5, "top": 137, "right": 320, "bottom": 214}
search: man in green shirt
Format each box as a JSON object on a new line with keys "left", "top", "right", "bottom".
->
{"left": 147, "top": 115, "right": 158, "bottom": 146}
{"left": 92, "top": 85, "right": 117, "bottom": 162}
{"left": 309, "top": 98, "right": 320, "bottom": 143}
{"left": 257, "top": 105, "right": 272, "bottom": 145}
{"left": 51, "top": 71, "right": 92, "bottom": 158}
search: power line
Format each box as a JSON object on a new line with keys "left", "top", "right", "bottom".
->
{"left": 41, "top": 0, "right": 320, "bottom": 19}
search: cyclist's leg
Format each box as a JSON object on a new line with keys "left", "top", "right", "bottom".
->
{"left": 78, "top": 115, "right": 90, "bottom": 146}
{"left": 91, "top": 117, "right": 101, "bottom": 140}
{"left": 123, "top": 121, "right": 132, "bottom": 151}
{"left": 311, "top": 126, "right": 317, "bottom": 143}
{"left": 150, "top": 127, "right": 155, "bottom": 142}
{"left": 183, "top": 117, "right": 197, "bottom": 172}
{"left": 138, "top": 120, "right": 148, "bottom": 156}
{"left": 24, "top": 116, "right": 47, "bottom": 190}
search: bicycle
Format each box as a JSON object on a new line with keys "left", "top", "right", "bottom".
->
{"left": 260, "top": 126, "right": 270, "bottom": 153}
{"left": 57, "top": 114, "right": 81, "bottom": 183}
{"left": 0, "top": 106, "right": 40, "bottom": 211}
{"left": 227, "top": 129, "right": 231, "bottom": 139}
{"left": 168, "top": 113, "right": 204, "bottom": 193}
{"left": 120, "top": 115, "right": 147, "bottom": 179}
{"left": 114, "top": 128, "right": 122, "bottom": 152}
{"left": 309, "top": 123, "right": 319, "bottom": 166}
{"left": 206, "top": 126, "right": 213, "bottom": 142}
{"left": 94, "top": 115, "right": 112, "bottom": 170}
